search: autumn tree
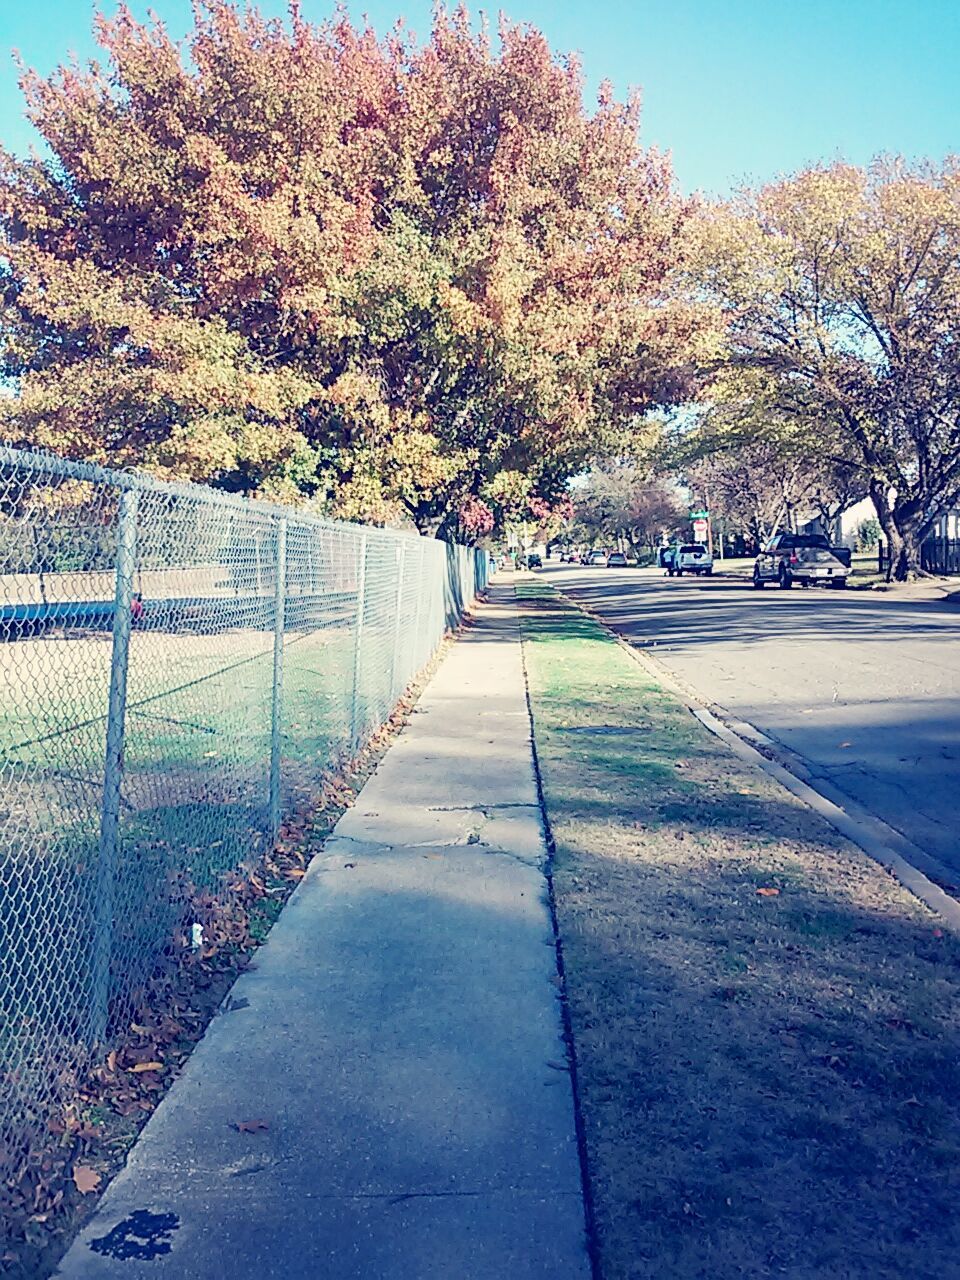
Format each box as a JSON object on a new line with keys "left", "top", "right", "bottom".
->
{"left": 684, "top": 445, "right": 813, "bottom": 551}
{"left": 572, "top": 463, "right": 683, "bottom": 551}
{"left": 692, "top": 158, "right": 960, "bottom": 577}
{"left": 0, "top": 2, "right": 692, "bottom": 534}
{"left": 676, "top": 394, "right": 868, "bottom": 550}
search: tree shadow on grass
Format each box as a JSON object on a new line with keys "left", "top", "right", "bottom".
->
{"left": 538, "top": 749, "right": 960, "bottom": 1274}
{"left": 518, "top": 582, "right": 960, "bottom": 1277}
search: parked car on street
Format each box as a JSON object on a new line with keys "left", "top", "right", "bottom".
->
{"left": 753, "top": 533, "right": 851, "bottom": 589}
{"left": 527, "top": 552, "right": 542, "bottom": 568}
{"left": 587, "top": 550, "right": 607, "bottom": 566}
{"left": 606, "top": 552, "right": 628, "bottom": 567}
{"left": 668, "top": 543, "right": 713, "bottom": 576}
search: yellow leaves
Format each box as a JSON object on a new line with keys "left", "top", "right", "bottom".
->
{"left": 387, "top": 426, "right": 460, "bottom": 492}
{"left": 326, "top": 370, "right": 383, "bottom": 412}
{"left": 486, "top": 469, "right": 531, "bottom": 510}
{"left": 436, "top": 281, "right": 486, "bottom": 336}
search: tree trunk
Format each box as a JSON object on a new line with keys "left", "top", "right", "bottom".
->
{"left": 411, "top": 507, "right": 444, "bottom": 538}
{"left": 869, "top": 481, "right": 925, "bottom": 581}
{"left": 891, "top": 520, "right": 925, "bottom": 580}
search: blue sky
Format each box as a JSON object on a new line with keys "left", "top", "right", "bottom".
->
{"left": 0, "top": 0, "right": 956, "bottom": 195}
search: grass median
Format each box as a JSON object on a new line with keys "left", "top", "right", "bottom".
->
{"left": 517, "top": 579, "right": 960, "bottom": 1280}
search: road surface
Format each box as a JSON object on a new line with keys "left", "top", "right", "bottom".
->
{"left": 544, "top": 563, "right": 960, "bottom": 886}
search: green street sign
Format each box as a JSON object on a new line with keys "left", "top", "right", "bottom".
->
{"left": 689, "top": 509, "right": 709, "bottom": 519}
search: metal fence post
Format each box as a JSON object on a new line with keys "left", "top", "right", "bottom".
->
{"left": 92, "top": 486, "right": 138, "bottom": 1046}
{"left": 269, "top": 517, "right": 287, "bottom": 844}
{"left": 412, "top": 541, "right": 424, "bottom": 669}
{"left": 390, "top": 542, "right": 407, "bottom": 700}
{"left": 351, "top": 531, "right": 368, "bottom": 751}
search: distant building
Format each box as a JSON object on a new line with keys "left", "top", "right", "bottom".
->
{"left": 797, "top": 496, "right": 876, "bottom": 548}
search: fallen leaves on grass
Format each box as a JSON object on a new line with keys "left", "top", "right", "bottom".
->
{"left": 129, "top": 1062, "right": 164, "bottom": 1074}
{"left": 232, "top": 1119, "right": 269, "bottom": 1134}
{"left": 756, "top": 887, "right": 780, "bottom": 897}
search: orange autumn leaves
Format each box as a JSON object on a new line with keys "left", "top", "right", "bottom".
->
{"left": 1, "top": 3, "right": 694, "bottom": 532}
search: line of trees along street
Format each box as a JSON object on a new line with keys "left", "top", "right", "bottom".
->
{"left": 567, "top": 464, "right": 686, "bottom": 556}
{"left": 1, "top": 7, "right": 958, "bottom": 576}
{"left": 685, "top": 159, "right": 960, "bottom": 578}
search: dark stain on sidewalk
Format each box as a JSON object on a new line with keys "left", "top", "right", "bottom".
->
{"left": 89, "top": 1210, "right": 180, "bottom": 1261}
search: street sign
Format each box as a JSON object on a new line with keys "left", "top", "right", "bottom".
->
{"left": 693, "top": 518, "right": 708, "bottom": 540}
{"left": 689, "top": 509, "right": 709, "bottom": 519}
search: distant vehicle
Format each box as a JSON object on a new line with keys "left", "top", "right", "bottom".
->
{"left": 753, "top": 533, "right": 850, "bottom": 589}
{"left": 587, "top": 550, "right": 607, "bottom": 566}
{"left": 606, "top": 552, "right": 628, "bottom": 567}
{"left": 668, "top": 543, "right": 713, "bottom": 576}
{"left": 527, "top": 552, "right": 543, "bottom": 569}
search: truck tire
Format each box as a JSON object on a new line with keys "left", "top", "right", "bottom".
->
{"left": 753, "top": 567, "right": 765, "bottom": 589}
{"left": 778, "top": 564, "right": 793, "bottom": 589}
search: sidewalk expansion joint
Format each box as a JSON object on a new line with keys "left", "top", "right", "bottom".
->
{"left": 426, "top": 802, "right": 540, "bottom": 812}
{"left": 217, "top": 1182, "right": 579, "bottom": 1201}
{"left": 319, "top": 830, "right": 544, "bottom": 865}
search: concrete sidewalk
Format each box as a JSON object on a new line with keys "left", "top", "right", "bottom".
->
{"left": 56, "top": 582, "right": 590, "bottom": 1280}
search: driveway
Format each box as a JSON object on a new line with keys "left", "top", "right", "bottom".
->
{"left": 544, "top": 563, "right": 960, "bottom": 885}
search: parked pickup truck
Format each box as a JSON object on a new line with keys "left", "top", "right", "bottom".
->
{"left": 753, "top": 533, "right": 852, "bottom": 589}
{"left": 669, "top": 543, "right": 713, "bottom": 576}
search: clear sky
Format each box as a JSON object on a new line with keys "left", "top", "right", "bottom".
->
{"left": 0, "top": 0, "right": 957, "bottom": 196}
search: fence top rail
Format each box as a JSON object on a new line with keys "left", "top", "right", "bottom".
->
{"left": 0, "top": 444, "right": 457, "bottom": 549}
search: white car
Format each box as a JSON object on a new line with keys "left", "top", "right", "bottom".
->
{"left": 669, "top": 543, "right": 713, "bottom": 576}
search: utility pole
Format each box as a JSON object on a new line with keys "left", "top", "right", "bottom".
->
{"left": 704, "top": 487, "right": 714, "bottom": 558}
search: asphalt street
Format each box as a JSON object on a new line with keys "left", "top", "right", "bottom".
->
{"left": 545, "top": 563, "right": 960, "bottom": 885}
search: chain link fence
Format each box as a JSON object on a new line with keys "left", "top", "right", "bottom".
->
{"left": 0, "top": 445, "right": 487, "bottom": 1171}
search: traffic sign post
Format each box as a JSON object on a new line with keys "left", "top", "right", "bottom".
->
{"left": 690, "top": 510, "right": 713, "bottom": 555}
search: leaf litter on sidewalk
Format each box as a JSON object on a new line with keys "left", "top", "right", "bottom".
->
{"left": 518, "top": 581, "right": 960, "bottom": 1280}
